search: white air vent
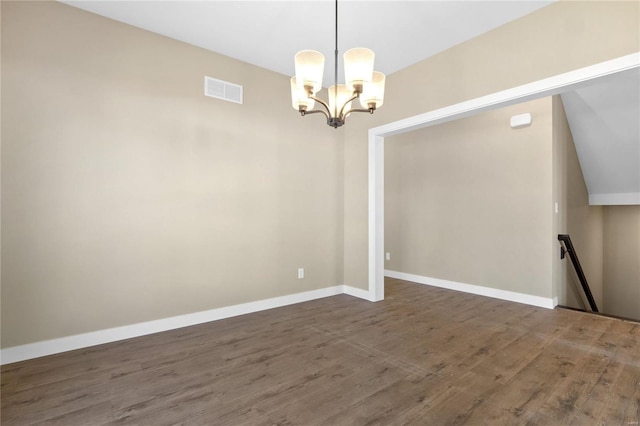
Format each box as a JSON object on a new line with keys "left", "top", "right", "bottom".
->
{"left": 204, "top": 76, "right": 243, "bottom": 104}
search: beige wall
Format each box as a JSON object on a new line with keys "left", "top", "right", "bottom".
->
{"left": 1, "top": 1, "right": 343, "bottom": 348}
{"left": 344, "top": 1, "right": 640, "bottom": 291}
{"left": 552, "top": 96, "right": 604, "bottom": 309}
{"left": 385, "top": 98, "right": 553, "bottom": 297}
{"left": 603, "top": 206, "right": 640, "bottom": 319}
{"left": 2, "top": 0, "right": 639, "bottom": 350}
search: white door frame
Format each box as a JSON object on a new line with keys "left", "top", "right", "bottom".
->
{"left": 367, "top": 52, "right": 640, "bottom": 302}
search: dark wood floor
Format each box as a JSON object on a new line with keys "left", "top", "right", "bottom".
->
{"left": 2, "top": 278, "right": 639, "bottom": 425}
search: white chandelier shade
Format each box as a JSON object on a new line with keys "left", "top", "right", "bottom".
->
{"left": 290, "top": 77, "right": 315, "bottom": 111}
{"left": 294, "top": 50, "right": 325, "bottom": 95}
{"left": 343, "top": 48, "right": 375, "bottom": 92}
{"left": 328, "top": 84, "right": 353, "bottom": 117}
{"left": 360, "top": 71, "right": 386, "bottom": 109}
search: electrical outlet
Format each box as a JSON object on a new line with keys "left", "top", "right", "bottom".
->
{"left": 386, "top": 252, "right": 391, "bottom": 261}
{"left": 298, "top": 268, "right": 304, "bottom": 279}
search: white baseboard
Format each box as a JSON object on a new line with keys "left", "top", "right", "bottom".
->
{"left": 342, "top": 285, "right": 376, "bottom": 301}
{"left": 0, "top": 285, "right": 345, "bottom": 365}
{"left": 3, "top": 276, "right": 548, "bottom": 365}
{"left": 384, "top": 270, "right": 556, "bottom": 309}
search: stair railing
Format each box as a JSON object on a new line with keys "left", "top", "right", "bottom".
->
{"left": 557, "top": 234, "right": 599, "bottom": 312}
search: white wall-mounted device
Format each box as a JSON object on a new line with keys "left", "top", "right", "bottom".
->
{"left": 510, "top": 113, "right": 532, "bottom": 128}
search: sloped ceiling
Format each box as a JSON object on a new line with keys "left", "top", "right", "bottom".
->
{"left": 561, "top": 69, "right": 640, "bottom": 205}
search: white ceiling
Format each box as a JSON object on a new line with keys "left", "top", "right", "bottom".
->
{"left": 61, "top": 0, "right": 553, "bottom": 88}
{"left": 561, "top": 69, "right": 640, "bottom": 205}
{"left": 61, "top": 0, "right": 639, "bottom": 205}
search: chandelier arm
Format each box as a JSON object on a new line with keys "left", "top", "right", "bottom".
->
{"left": 338, "top": 92, "right": 360, "bottom": 119}
{"left": 343, "top": 108, "right": 375, "bottom": 121}
{"left": 309, "top": 95, "right": 332, "bottom": 117}
{"left": 301, "top": 109, "right": 330, "bottom": 120}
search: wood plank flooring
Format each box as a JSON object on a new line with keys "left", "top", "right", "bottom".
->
{"left": 2, "top": 277, "right": 639, "bottom": 425}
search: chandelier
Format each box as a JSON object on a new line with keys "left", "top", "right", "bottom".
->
{"left": 290, "top": 0, "right": 385, "bottom": 129}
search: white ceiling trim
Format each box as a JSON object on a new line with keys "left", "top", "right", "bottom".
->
{"left": 589, "top": 193, "right": 640, "bottom": 206}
